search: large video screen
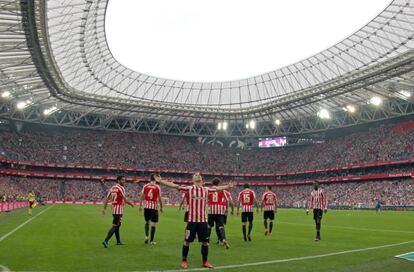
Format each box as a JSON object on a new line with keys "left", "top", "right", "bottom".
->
{"left": 258, "top": 137, "right": 287, "bottom": 148}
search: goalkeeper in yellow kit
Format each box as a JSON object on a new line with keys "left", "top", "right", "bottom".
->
{"left": 28, "top": 191, "right": 37, "bottom": 215}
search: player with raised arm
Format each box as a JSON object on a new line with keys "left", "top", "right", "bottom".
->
{"left": 306, "top": 181, "right": 328, "bottom": 241}
{"left": 207, "top": 178, "right": 233, "bottom": 249}
{"left": 261, "top": 186, "right": 277, "bottom": 236}
{"left": 155, "top": 173, "right": 234, "bottom": 269}
{"left": 139, "top": 174, "right": 163, "bottom": 245}
{"left": 237, "top": 184, "right": 259, "bottom": 241}
{"left": 102, "top": 176, "right": 134, "bottom": 248}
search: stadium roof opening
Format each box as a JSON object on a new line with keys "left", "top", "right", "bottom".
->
{"left": 106, "top": 0, "right": 391, "bottom": 82}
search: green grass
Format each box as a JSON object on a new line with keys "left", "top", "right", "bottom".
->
{"left": 0, "top": 205, "right": 414, "bottom": 271}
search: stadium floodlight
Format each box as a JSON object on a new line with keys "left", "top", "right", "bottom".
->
{"left": 245, "top": 123, "right": 249, "bottom": 129}
{"left": 43, "top": 106, "right": 59, "bottom": 116}
{"left": 1, "top": 91, "right": 10, "bottom": 98}
{"left": 317, "top": 109, "right": 330, "bottom": 119}
{"left": 399, "top": 90, "right": 411, "bottom": 98}
{"left": 344, "top": 105, "right": 356, "bottom": 113}
{"left": 275, "top": 119, "right": 281, "bottom": 126}
{"left": 369, "top": 96, "right": 382, "bottom": 106}
{"left": 217, "top": 122, "right": 222, "bottom": 130}
{"left": 16, "top": 99, "right": 33, "bottom": 110}
{"left": 249, "top": 120, "right": 256, "bottom": 129}
{"left": 16, "top": 101, "right": 28, "bottom": 110}
{"left": 222, "top": 121, "right": 228, "bottom": 130}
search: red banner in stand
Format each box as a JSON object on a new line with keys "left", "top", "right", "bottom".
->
{"left": 1, "top": 156, "right": 413, "bottom": 178}
{"left": 0, "top": 201, "right": 29, "bottom": 212}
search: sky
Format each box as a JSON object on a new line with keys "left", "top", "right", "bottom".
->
{"left": 106, "top": 0, "right": 391, "bottom": 82}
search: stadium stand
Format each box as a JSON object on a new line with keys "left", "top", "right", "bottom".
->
{"left": 1, "top": 121, "right": 414, "bottom": 174}
{"left": 1, "top": 119, "right": 414, "bottom": 210}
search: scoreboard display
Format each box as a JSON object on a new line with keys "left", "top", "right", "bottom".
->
{"left": 258, "top": 137, "right": 287, "bottom": 148}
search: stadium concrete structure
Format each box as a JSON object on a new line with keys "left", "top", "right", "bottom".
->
{"left": 0, "top": 0, "right": 413, "bottom": 137}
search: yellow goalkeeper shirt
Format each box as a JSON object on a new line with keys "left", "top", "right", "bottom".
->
{"left": 28, "top": 193, "right": 35, "bottom": 202}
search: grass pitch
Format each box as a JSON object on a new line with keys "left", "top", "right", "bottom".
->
{"left": 0, "top": 205, "right": 413, "bottom": 271}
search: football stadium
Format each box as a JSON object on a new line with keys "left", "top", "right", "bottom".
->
{"left": 1, "top": 0, "right": 414, "bottom": 271}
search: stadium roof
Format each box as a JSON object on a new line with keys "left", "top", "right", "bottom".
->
{"left": 0, "top": 0, "right": 413, "bottom": 137}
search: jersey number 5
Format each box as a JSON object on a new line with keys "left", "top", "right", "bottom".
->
{"left": 243, "top": 194, "right": 251, "bottom": 203}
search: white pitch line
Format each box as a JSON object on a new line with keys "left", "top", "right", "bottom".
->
{"left": 0, "top": 205, "right": 53, "bottom": 243}
{"left": 278, "top": 221, "right": 414, "bottom": 234}
{"left": 0, "top": 207, "right": 52, "bottom": 272}
{"left": 150, "top": 240, "right": 414, "bottom": 272}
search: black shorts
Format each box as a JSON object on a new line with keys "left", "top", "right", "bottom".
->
{"left": 241, "top": 212, "right": 254, "bottom": 223}
{"left": 313, "top": 209, "right": 323, "bottom": 221}
{"left": 208, "top": 214, "right": 225, "bottom": 227}
{"left": 185, "top": 222, "right": 209, "bottom": 243}
{"left": 224, "top": 215, "right": 227, "bottom": 225}
{"left": 29, "top": 201, "right": 35, "bottom": 208}
{"left": 112, "top": 214, "right": 123, "bottom": 226}
{"left": 184, "top": 211, "right": 189, "bottom": 222}
{"left": 263, "top": 211, "right": 275, "bottom": 220}
{"left": 144, "top": 209, "right": 159, "bottom": 223}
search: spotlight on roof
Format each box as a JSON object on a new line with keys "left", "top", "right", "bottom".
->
{"left": 222, "top": 121, "right": 228, "bottom": 130}
{"left": 275, "top": 119, "right": 281, "bottom": 126}
{"left": 217, "top": 121, "right": 228, "bottom": 131}
{"left": 399, "top": 90, "right": 411, "bottom": 98}
{"left": 245, "top": 123, "right": 249, "bottom": 129}
{"left": 43, "top": 105, "right": 59, "bottom": 116}
{"left": 369, "top": 96, "right": 382, "bottom": 106}
{"left": 317, "top": 109, "right": 330, "bottom": 119}
{"left": 249, "top": 120, "right": 256, "bottom": 129}
{"left": 343, "top": 105, "right": 356, "bottom": 113}
{"left": 1, "top": 91, "right": 10, "bottom": 98}
{"left": 16, "top": 101, "right": 28, "bottom": 110}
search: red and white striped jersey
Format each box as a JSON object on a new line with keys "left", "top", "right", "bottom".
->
{"left": 262, "top": 191, "right": 277, "bottom": 211}
{"left": 179, "top": 185, "right": 214, "bottom": 222}
{"left": 308, "top": 188, "right": 328, "bottom": 210}
{"left": 142, "top": 182, "right": 161, "bottom": 210}
{"left": 107, "top": 184, "right": 126, "bottom": 215}
{"left": 208, "top": 190, "right": 230, "bottom": 215}
{"left": 238, "top": 188, "right": 256, "bottom": 212}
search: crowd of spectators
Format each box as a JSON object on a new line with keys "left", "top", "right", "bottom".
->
{"left": 0, "top": 176, "right": 26, "bottom": 202}
{"left": 1, "top": 120, "right": 414, "bottom": 210}
{"left": 1, "top": 176, "right": 413, "bottom": 208}
{"left": 0, "top": 121, "right": 413, "bottom": 174}
{"left": 273, "top": 179, "right": 414, "bottom": 208}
